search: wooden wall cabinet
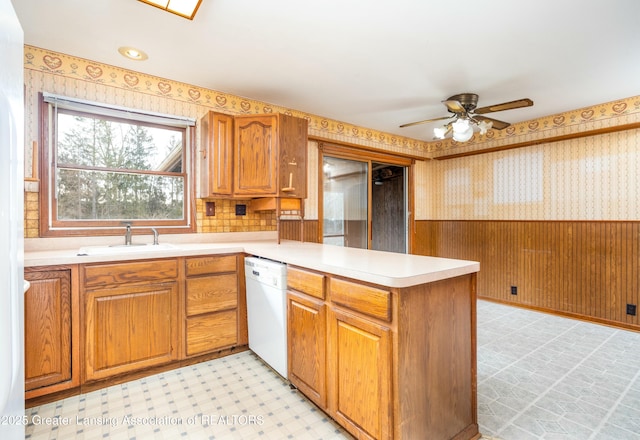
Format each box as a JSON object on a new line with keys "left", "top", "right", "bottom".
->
{"left": 82, "top": 259, "right": 180, "bottom": 382}
{"left": 234, "top": 113, "right": 307, "bottom": 198}
{"left": 200, "top": 111, "right": 308, "bottom": 199}
{"left": 24, "top": 267, "right": 79, "bottom": 399}
{"left": 184, "top": 255, "right": 241, "bottom": 357}
{"left": 200, "top": 111, "right": 234, "bottom": 197}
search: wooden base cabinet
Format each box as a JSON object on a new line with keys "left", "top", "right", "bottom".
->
{"left": 329, "top": 308, "right": 392, "bottom": 440}
{"left": 184, "top": 255, "right": 242, "bottom": 357}
{"left": 287, "top": 265, "right": 480, "bottom": 440}
{"left": 287, "top": 267, "right": 327, "bottom": 407}
{"left": 28, "top": 253, "right": 247, "bottom": 404}
{"left": 82, "top": 259, "right": 179, "bottom": 382}
{"left": 24, "top": 267, "right": 79, "bottom": 399}
{"left": 287, "top": 290, "right": 327, "bottom": 408}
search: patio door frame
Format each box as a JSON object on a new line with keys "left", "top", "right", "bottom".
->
{"left": 317, "top": 141, "right": 417, "bottom": 253}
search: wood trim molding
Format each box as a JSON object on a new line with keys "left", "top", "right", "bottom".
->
{"left": 312, "top": 137, "right": 426, "bottom": 162}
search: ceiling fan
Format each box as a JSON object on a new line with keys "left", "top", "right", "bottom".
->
{"left": 400, "top": 93, "right": 533, "bottom": 142}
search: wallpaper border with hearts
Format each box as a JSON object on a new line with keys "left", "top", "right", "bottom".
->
{"left": 23, "top": 45, "right": 431, "bottom": 156}
{"left": 23, "top": 45, "right": 640, "bottom": 160}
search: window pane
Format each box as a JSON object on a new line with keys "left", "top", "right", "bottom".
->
{"left": 322, "top": 156, "right": 368, "bottom": 249}
{"left": 57, "top": 112, "right": 183, "bottom": 172}
{"left": 57, "top": 169, "right": 184, "bottom": 220}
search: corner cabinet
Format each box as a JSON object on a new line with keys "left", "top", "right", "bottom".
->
{"left": 199, "top": 111, "right": 308, "bottom": 199}
{"left": 81, "top": 259, "right": 180, "bottom": 382}
{"left": 24, "top": 266, "right": 80, "bottom": 400}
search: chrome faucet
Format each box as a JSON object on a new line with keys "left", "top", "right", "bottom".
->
{"left": 123, "top": 222, "right": 132, "bottom": 245}
{"left": 151, "top": 228, "right": 159, "bottom": 245}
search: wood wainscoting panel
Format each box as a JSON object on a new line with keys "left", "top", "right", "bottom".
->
{"left": 280, "top": 219, "right": 320, "bottom": 242}
{"left": 415, "top": 220, "right": 640, "bottom": 331}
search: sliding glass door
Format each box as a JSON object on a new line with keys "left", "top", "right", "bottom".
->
{"left": 321, "top": 152, "right": 409, "bottom": 253}
{"left": 322, "top": 156, "right": 368, "bottom": 248}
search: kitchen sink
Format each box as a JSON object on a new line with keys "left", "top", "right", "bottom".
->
{"left": 77, "top": 243, "right": 179, "bottom": 256}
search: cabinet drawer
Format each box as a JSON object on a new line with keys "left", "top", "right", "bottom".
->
{"left": 186, "top": 310, "right": 238, "bottom": 356}
{"left": 288, "top": 267, "right": 325, "bottom": 299}
{"left": 186, "top": 255, "right": 237, "bottom": 276}
{"left": 329, "top": 278, "right": 391, "bottom": 322}
{"left": 186, "top": 274, "right": 238, "bottom": 316}
{"left": 83, "top": 259, "right": 178, "bottom": 288}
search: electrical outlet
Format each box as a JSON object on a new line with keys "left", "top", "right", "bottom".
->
{"left": 510, "top": 286, "right": 518, "bottom": 295}
{"left": 205, "top": 201, "right": 215, "bottom": 216}
{"left": 235, "top": 204, "right": 246, "bottom": 216}
{"left": 627, "top": 304, "right": 637, "bottom": 316}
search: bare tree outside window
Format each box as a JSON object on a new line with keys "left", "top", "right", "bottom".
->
{"left": 55, "top": 113, "right": 184, "bottom": 221}
{"left": 40, "top": 96, "right": 194, "bottom": 236}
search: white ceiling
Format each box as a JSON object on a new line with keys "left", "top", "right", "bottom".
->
{"left": 13, "top": 0, "right": 640, "bottom": 142}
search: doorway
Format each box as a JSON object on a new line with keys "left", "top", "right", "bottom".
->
{"left": 321, "top": 154, "right": 409, "bottom": 253}
{"left": 371, "top": 163, "right": 407, "bottom": 253}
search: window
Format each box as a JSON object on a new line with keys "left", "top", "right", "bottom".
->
{"left": 40, "top": 93, "right": 196, "bottom": 236}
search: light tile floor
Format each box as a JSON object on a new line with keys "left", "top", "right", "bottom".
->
{"left": 24, "top": 300, "right": 640, "bottom": 439}
{"left": 477, "top": 300, "right": 640, "bottom": 440}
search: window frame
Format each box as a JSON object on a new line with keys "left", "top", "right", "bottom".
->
{"left": 38, "top": 93, "right": 197, "bottom": 237}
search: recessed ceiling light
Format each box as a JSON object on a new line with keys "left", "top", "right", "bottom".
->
{"left": 138, "top": 0, "right": 203, "bottom": 20}
{"left": 118, "top": 46, "right": 148, "bottom": 61}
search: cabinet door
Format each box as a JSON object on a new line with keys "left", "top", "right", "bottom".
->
{"left": 200, "top": 111, "right": 234, "bottom": 197}
{"left": 287, "top": 291, "right": 327, "bottom": 408}
{"left": 234, "top": 115, "right": 278, "bottom": 195}
{"left": 329, "top": 308, "right": 392, "bottom": 440}
{"left": 85, "top": 282, "right": 178, "bottom": 381}
{"left": 24, "top": 269, "right": 72, "bottom": 393}
{"left": 277, "top": 113, "right": 308, "bottom": 198}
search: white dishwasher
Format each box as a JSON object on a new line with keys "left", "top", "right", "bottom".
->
{"left": 244, "top": 256, "right": 288, "bottom": 378}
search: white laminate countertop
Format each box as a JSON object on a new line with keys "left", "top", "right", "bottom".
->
{"left": 24, "top": 234, "right": 479, "bottom": 288}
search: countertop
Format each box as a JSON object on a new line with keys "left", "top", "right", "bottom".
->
{"left": 24, "top": 233, "right": 479, "bottom": 288}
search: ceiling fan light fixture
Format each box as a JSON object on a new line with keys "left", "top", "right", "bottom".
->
{"left": 433, "top": 124, "right": 452, "bottom": 140}
{"left": 478, "top": 120, "right": 493, "bottom": 135}
{"left": 452, "top": 118, "right": 470, "bottom": 132}
{"left": 400, "top": 93, "right": 533, "bottom": 142}
{"left": 452, "top": 119, "right": 474, "bottom": 142}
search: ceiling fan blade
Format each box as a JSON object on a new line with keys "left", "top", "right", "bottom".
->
{"left": 399, "top": 115, "right": 452, "bottom": 128}
{"left": 442, "top": 99, "right": 466, "bottom": 114}
{"left": 474, "top": 98, "right": 533, "bottom": 115}
{"left": 474, "top": 115, "right": 511, "bottom": 130}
